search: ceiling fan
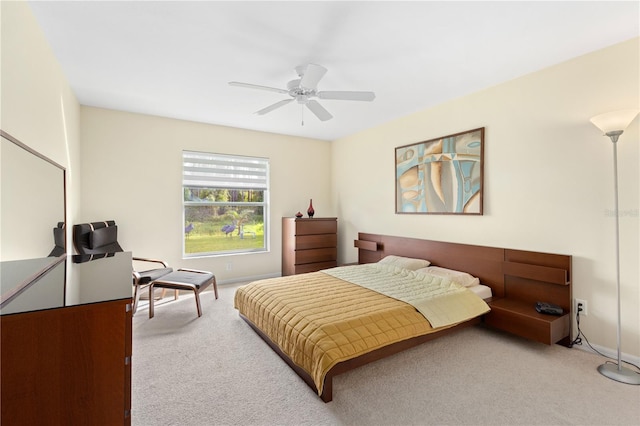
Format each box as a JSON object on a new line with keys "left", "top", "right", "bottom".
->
{"left": 229, "top": 64, "right": 375, "bottom": 122}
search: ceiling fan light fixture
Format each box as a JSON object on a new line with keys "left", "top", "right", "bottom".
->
{"left": 230, "top": 63, "right": 375, "bottom": 123}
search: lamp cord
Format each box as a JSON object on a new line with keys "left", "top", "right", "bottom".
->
{"left": 570, "top": 309, "right": 640, "bottom": 373}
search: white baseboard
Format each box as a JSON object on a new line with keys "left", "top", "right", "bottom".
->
{"left": 573, "top": 341, "right": 640, "bottom": 369}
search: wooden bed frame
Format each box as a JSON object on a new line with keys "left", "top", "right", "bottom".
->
{"left": 240, "top": 233, "right": 572, "bottom": 402}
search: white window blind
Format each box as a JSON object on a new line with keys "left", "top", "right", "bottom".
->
{"left": 182, "top": 151, "right": 269, "bottom": 190}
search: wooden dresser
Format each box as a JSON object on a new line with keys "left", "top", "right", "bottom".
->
{"left": 1, "top": 252, "right": 133, "bottom": 425}
{"left": 282, "top": 217, "right": 337, "bottom": 275}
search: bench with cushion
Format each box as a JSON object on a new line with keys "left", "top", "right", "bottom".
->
{"left": 148, "top": 269, "right": 217, "bottom": 318}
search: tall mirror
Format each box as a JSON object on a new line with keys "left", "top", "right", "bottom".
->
{"left": 1, "top": 130, "right": 66, "bottom": 261}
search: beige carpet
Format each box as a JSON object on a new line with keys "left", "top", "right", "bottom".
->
{"left": 131, "top": 284, "right": 640, "bottom": 426}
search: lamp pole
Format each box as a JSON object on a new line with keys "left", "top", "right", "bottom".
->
{"left": 610, "top": 131, "right": 621, "bottom": 372}
{"left": 595, "top": 129, "right": 640, "bottom": 385}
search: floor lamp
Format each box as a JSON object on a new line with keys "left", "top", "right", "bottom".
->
{"left": 589, "top": 109, "right": 640, "bottom": 385}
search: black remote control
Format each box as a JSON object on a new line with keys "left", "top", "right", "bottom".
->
{"left": 535, "top": 301, "right": 564, "bottom": 315}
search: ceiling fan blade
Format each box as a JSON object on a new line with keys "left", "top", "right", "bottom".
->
{"left": 306, "top": 100, "right": 333, "bottom": 121}
{"left": 299, "top": 64, "right": 327, "bottom": 90}
{"left": 255, "top": 99, "right": 293, "bottom": 115}
{"left": 229, "top": 81, "right": 289, "bottom": 95}
{"left": 317, "top": 91, "right": 376, "bottom": 101}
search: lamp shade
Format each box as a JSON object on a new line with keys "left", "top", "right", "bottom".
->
{"left": 590, "top": 109, "right": 639, "bottom": 134}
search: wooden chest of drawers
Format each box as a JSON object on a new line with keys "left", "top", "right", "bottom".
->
{"left": 282, "top": 217, "right": 337, "bottom": 276}
{"left": 1, "top": 253, "right": 133, "bottom": 425}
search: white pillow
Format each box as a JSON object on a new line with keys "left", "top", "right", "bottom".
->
{"left": 416, "top": 266, "right": 480, "bottom": 287}
{"left": 378, "top": 255, "right": 430, "bottom": 271}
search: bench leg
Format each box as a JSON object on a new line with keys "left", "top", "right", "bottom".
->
{"left": 149, "top": 284, "right": 155, "bottom": 318}
{"left": 133, "top": 284, "right": 141, "bottom": 314}
{"left": 194, "top": 289, "right": 202, "bottom": 317}
{"left": 213, "top": 276, "right": 218, "bottom": 299}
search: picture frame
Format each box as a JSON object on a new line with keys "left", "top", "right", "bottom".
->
{"left": 395, "top": 127, "right": 484, "bottom": 215}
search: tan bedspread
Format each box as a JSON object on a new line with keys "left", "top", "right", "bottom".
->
{"left": 234, "top": 266, "right": 488, "bottom": 395}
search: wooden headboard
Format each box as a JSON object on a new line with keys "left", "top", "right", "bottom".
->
{"left": 354, "top": 232, "right": 573, "bottom": 345}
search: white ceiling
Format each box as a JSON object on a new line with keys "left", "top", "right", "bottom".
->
{"left": 28, "top": 1, "right": 639, "bottom": 141}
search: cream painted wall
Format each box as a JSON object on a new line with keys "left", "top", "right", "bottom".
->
{"left": 331, "top": 38, "right": 640, "bottom": 358}
{"left": 4, "top": 1, "right": 638, "bottom": 359}
{"left": 1, "top": 1, "right": 82, "bottom": 300}
{"left": 79, "top": 107, "right": 332, "bottom": 283}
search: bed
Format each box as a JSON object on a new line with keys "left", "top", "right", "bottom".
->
{"left": 235, "top": 233, "right": 572, "bottom": 402}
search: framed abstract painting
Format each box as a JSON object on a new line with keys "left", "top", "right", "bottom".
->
{"left": 395, "top": 127, "right": 484, "bottom": 215}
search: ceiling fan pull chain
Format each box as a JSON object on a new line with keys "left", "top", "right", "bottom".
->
{"left": 301, "top": 105, "right": 304, "bottom": 126}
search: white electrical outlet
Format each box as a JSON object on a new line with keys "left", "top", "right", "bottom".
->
{"left": 226, "top": 262, "right": 233, "bottom": 271}
{"left": 575, "top": 298, "right": 588, "bottom": 316}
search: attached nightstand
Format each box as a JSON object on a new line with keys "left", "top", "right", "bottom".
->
{"left": 483, "top": 250, "right": 572, "bottom": 346}
{"left": 485, "top": 298, "right": 570, "bottom": 345}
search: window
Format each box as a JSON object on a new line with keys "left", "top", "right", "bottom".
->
{"left": 182, "top": 151, "right": 269, "bottom": 257}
